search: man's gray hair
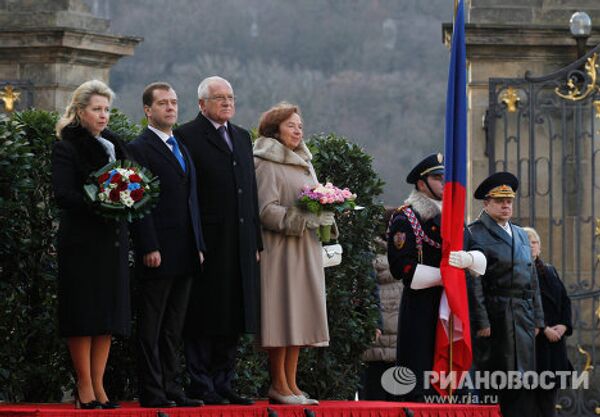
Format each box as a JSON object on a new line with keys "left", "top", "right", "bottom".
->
{"left": 197, "top": 76, "right": 233, "bottom": 99}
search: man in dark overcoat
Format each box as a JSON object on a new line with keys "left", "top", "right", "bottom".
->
{"left": 129, "top": 82, "right": 205, "bottom": 408}
{"left": 175, "top": 76, "right": 262, "bottom": 405}
{"left": 467, "top": 172, "right": 545, "bottom": 417}
{"left": 387, "top": 153, "right": 486, "bottom": 401}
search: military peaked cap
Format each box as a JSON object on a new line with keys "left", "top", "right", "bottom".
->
{"left": 474, "top": 171, "right": 519, "bottom": 200}
{"left": 406, "top": 153, "right": 445, "bottom": 184}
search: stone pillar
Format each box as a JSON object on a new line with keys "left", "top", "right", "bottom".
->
{"left": 444, "top": 0, "right": 600, "bottom": 220}
{"left": 0, "top": 0, "right": 141, "bottom": 112}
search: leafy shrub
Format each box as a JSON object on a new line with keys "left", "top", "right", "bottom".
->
{"left": 107, "top": 109, "right": 142, "bottom": 143}
{"left": 0, "top": 110, "right": 70, "bottom": 402}
{"left": 302, "top": 133, "right": 385, "bottom": 399}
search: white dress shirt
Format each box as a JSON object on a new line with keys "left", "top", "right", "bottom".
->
{"left": 148, "top": 125, "right": 174, "bottom": 151}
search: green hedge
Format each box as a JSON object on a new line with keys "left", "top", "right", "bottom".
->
{"left": 297, "top": 133, "right": 385, "bottom": 399}
{"left": 0, "top": 110, "right": 69, "bottom": 402}
{"left": 0, "top": 110, "right": 384, "bottom": 402}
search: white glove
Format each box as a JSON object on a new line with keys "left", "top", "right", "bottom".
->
{"left": 304, "top": 211, "right": 334, "bottom": 229}
{"left": 449, "top": 250, "right": 473, "bottom": 269}
{"left": 304, "top": 212, "right": 321, "bottom": 229}
{"left": 318, "top": 211, "right": 335, "bottom": 226}
{"left": 449, "top": 250, "right": 486, "bottom": 276}
{"left": 410, "top": 264, "right": 442, "bottom": 290}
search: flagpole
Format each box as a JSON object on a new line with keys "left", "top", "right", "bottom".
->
{"left": 448, "top": 0, "right": 458, "bottom": 402}
{"left": 448, "top": 313, "right": 454, "bottom": 401}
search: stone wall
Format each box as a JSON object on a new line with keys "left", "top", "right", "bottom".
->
{"left": 0, "top": 0, "right": 140, "bottom": 112}
{"left": 470, "top": 0, "right": 600, "bottom": 25}
{"left": 0, "top": 0, "right": 109, "bottom": 31}
{"left": 459, "top": 0, "right": 600, "bottom": 219}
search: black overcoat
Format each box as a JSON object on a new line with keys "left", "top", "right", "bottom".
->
{"left": 535, "top": 259, "right": 573, "bottom": 373}
{"left": 128, "top": 128, "right": 205, "bottom": 279}
{"left": 51, "top": 124, "right": 131, "bottom": 337}
{"left": 467, "top": 211, "right": 545, "bottom": 372}
{"left": 387, "top": 202, "right": 442, "bottom": 398}
{"left": 175, "top": 113, "right": 262, "bottom": 335}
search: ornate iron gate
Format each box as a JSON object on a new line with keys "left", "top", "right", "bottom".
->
{"left": 486, "top": 44, "right": 600, "bottom": 416}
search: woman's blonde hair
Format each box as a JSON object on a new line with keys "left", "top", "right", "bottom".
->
{"left": 55, "top": 80, "right": 115, "bottom": 138}
{"left": 523, "top": 226, "right": 541, "bottom": 250}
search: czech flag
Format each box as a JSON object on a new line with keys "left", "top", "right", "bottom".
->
{"left": 432, "top": 0, "right": 471, "bottom": 395}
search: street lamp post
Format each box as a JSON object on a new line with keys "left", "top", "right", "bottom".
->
{"left": 569, "top": 11, "right": 592, "bottom": 59}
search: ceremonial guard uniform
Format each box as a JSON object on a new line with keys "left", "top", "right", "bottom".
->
{"left": 388, "top": 195, "right": 442, "bottom": 400}
{"left": 387, "top": 154, "right": 485, "bottom": 401}
{"left": 467, "top": 172, "right": 544, "bottom": 417}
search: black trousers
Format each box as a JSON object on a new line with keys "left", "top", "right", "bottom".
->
{"left": 184, "top": 334, "right": 239, "bottom": 396}
{"left": 137, "top": 275, "right": 193, "bottom": 405}
{"left": 358, "top": 361, "right": 396, "bottom": 401}
{"left": 535, "top": 388, "right": 558, "bottom": 417}
{"left": 499, "top": 388, "right": 537, "bottom": 417}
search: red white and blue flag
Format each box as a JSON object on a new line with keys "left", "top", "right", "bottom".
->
{"left": 432, "top": 0, "right": 471, "bottom": 395}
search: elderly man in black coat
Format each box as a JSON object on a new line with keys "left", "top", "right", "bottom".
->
{"left": 175, "top": 76, "right": 262, "bottom": 405}
{"left": 129, "top": 82, "right": 205, "bottom": 408}
{"left": 467, "top": 172, "right": 545, "bottom": 417}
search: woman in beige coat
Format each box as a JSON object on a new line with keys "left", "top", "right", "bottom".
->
{"left": 254, "top": 102, "right": 336, "bottom": 405}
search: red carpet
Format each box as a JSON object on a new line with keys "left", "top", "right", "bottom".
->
{"left": 0, "top": 401, "right": 501, "bottom": 417}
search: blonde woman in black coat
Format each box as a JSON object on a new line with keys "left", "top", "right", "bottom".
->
{"left": 523, "top": 227, "right": 573, "bottom": 417}
{"left": 52, "top": 80, "right": 130, "bottom": 409}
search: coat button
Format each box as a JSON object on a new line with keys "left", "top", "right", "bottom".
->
{"left": 238, "top": 188, "right": 243, "bottom": 194}
{"left": 239, "top": 217, "right": 245, "bottom": 224}
{"left": 115, "top": 241, "right": 120, "bottom": 247}
{"left": 233, "top": 161, "right": 238, "bottom": 166}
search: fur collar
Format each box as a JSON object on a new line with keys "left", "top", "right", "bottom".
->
{"left": 253, "top": 136, "right": 312, "bottom": 168}
{"left": 60, "top": 124, "right": 125, "bottom": 173}
{"left": 61, "top": 123, "right": 120, "bottom": 143}
{"left": 404, "top": 190, "right": 441, "bottom": 222}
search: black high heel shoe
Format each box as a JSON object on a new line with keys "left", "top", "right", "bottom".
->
{"left": 100, "top": 400, "right": 121, "bottom": 409}
{"left": 74, "top": 392, "right": 102, "bottom": 409}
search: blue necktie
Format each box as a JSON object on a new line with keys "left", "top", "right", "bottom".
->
{"left": 166, "top": 136, "right": 186, "bottom": 172}
{"left": 218, "top": 125, "right": 233, "bottom": 151}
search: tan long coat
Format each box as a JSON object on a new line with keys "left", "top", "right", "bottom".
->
{"left": 253, "top": 136, "right": 329, "bottom": 347}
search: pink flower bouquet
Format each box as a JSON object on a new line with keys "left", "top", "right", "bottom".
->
{"left": 297, "top": 182, "right": 356, "bottom": 242}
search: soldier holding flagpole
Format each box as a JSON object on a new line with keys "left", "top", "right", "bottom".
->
{"left": 386, "top": 153, "right": 486, "bottom": 401}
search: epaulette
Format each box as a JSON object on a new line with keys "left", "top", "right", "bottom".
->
{"left": 390, "top": 204, "right": 409, "bottom": 221}
{"left": 386, "top": 204, "right": 409, "bottom": 240}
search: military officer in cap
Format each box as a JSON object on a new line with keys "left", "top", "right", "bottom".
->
{"left": 387, "top": 153, "right": 486, "bottom": 401}
{"left": 467, "top": 171, "right": 544, "bottom": 417}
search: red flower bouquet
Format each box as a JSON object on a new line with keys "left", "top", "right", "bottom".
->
{"left": 83, "top": 160, "right": 160, "bottom": 222}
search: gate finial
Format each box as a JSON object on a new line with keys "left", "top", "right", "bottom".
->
{"left": 0, "top": 85, "right": 20, "bottom": 112}
{"left": 500, "top": 87, "right": 520, "bottom": 113}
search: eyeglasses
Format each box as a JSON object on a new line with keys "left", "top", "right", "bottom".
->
{"left": 206, "top": 95, "right": 235, "bottom": 103}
